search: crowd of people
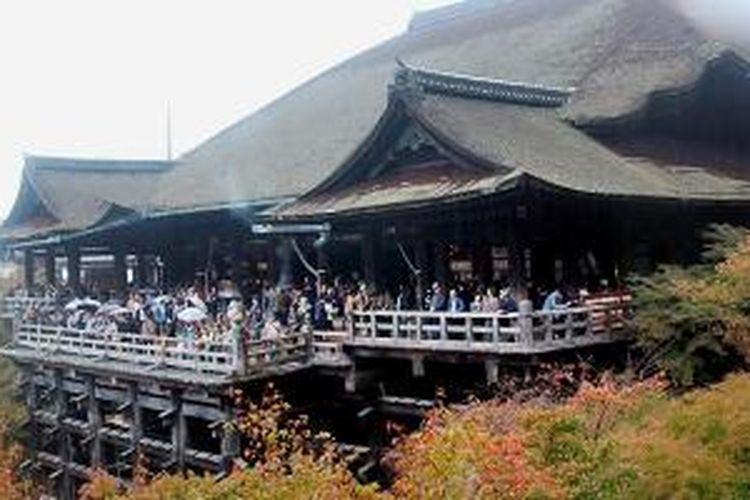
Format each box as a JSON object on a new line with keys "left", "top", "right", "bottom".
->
{"left": 10, "top": 275, "right": 615, "bottom": 348}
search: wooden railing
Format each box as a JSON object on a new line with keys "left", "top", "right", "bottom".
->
{"left": 349, "top": 297, "right": 630, "bottom": 353}
{"left": 1, "top": 296, "right": 56, "bottom": 318}
{"left": 11, "top": 323, "right": 310, "bottom": 376}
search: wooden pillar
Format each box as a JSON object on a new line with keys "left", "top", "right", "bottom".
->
{"left": 170, "top": 389, "right": 186, "bottom": 471}
{"left": 411, "top": 355, "right": 426, "bottom": 378}
{"left": 53, "top": 368, "right": 73, "bottom": 500}
{"left": 345, "top": 360, "right": 358, "bottom": 393}
{"left": 23, "top": 250, "right": 35, "bottom": 289}
{"left": 414, "top": 239, "right": 428, "bottom": 310}
{"left": 67, "top": 246, "right": 81, "bottom": 294}
{"left": 265, "top": 241, "right": 278, "bottom": 286}
{"left": 315, "top": 241, "right": 329, "bottom": 290}
{"left": 508, "top": 201, "right": 529, "bottom": 300}
{"left": 220, "top": 396, "right": 239, "bottom": 474}
{"left": 45, "top": 250, "right": 56, "bottom": 287}
{"left": 136, "top": 253, "right": 150, "bottom": 288}
{"left": 485, "top": 359, "right": 499, "bottom": 386}
{"left": 86, "top": 376, "right": 102, "bottom": 468}
{"left": 361, "top": 232, "right": 377, "bottom": 287}
{"left": 113, "top": 248, "right": 128, "bottom": 292}
{"left": 25, "top": 368, "right": 39, "bottom": 463}
{"left": 433, "top": 241, "right": 448, "bottom": 285}
{"left": 277, "top": 239, "right": 293, "bottom": 287}
{"left": 128, "top": 382, "right": 142, "bottom": 467}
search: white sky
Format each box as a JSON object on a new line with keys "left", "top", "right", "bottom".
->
{"left": 0, "top": 0, "right": 455, "bottom": 218}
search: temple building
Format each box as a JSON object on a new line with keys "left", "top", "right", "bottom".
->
{"left": 2, "top": 0, "right": 749, "bottom": 296}
{"left": 1, "top": 0, "right": 749, "bottom": 497}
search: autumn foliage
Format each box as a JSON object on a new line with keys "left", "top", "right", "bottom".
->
{"left": 632, "top": 224, "right": 750, "bottom": 385}
{"left": 390, "top": 374, "right": 750, "bottom": 499}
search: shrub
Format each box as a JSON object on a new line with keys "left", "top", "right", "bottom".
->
{"left": 390, "top": 374, "right": 750, "bottom": 499}
{"left": 631, "top": 225, "right": 750, "bottom": 386}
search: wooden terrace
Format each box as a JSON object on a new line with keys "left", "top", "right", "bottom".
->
{"left": 2, "top": 296, "right": 631, "bottom": 386}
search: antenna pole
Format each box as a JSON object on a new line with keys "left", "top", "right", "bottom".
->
{"left": 166, "top": 101, "right": 173, "bottom": 160}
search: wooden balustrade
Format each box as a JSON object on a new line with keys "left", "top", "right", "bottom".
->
{"left": 349, "top": 298, "right": 630, "bottom": 353}
{"left": 2, "top": 296, "right": 56, "bottom": 318}
{"left": 4, "top": 297, "right": 632, "bottom": 374}
{"left": 11, "top": 323, "right": 312, "bottom": 376}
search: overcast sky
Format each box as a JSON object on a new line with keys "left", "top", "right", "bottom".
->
{"left": 0, "top": 0, "right": 454, "bottom": 218}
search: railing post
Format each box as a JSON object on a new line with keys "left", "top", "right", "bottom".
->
{"left": 392, "top": 314, "right": 399, "bottom": 339}
{"left": 519, "top": 300, "right": 534, "bottom": 345}
{"left": 370, "top": 311, "right": 377, "bottom": 338}
{"left": 305, "top": 324, "right": 314, "bottom": 364}
{"left": 415, "top": 315, "right": 422, "bottom": 341}
{"left": 604, "top": 305, "right": 612, "bottom": 335}
{"left": 564, "top": 311, "right": 574, "bottom": 340}
{"left": 348, "top": 314, "right": 356, "bottom": 340}
{"left": 233, "top": 331, "right": 246, "bottom": 376}
{"left": 492, "top": 316, "right": 499, "bottom": 344}
{"left": 465, "top": 316, "right": 472, "bottom": 345}
{"left": 439, "top": 314, "right": 447, "bottom": 342}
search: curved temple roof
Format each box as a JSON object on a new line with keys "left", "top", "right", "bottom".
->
{"left": 1, "top": 156, "right": 175, "bottom": 243}
{"left": 3, "top": 0, "right": 750, "bottom": 243}
{"left": 149, "top": 0, "right": 750, "bottom": 212}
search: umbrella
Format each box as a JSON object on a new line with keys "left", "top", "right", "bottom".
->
{"left": 79, "top": 298, "right": 102, "bottom": 310}
{"left": 97, "top": 304, "right": 118, "bottom": 315}
{"left": 106, "top": 307, "right": 131, "bottom": 317}
{"left": 155, "top": 295, "right": 172, "bottom": 303}
{"left": 187, "top": 296, "right": 207, "bottom": 311}
{"left": 64, "top": 299, "right": 82, "bottom": 311}
{"left": 177, "top": 307, "right": 207, "bottom": 322}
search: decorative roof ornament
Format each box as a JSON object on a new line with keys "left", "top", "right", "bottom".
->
{"left": 392, "top": 61, "right": 575, "bottom": 108}
{"left": 390, "top": 57, "right": 425, "bottom": 103}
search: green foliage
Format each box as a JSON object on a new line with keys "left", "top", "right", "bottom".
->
{"left": 391, "top": 374, "right": 750, "bottom": 500}
{"left": 631, "top": 225, "right": 750, "bottom": 386}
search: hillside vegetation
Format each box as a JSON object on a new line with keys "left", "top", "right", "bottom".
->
{"left": 4, "top": 227, "right": 750, "bottom": 498}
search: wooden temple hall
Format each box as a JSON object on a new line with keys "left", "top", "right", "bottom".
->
{"left": 1, "top": 0, "right": 750, "bottom": 496}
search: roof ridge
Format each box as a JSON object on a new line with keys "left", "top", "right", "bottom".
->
{"left": 25, "top": 155, "right": 176, "bottom": 173}
{"left": 393, "top": 62, "right": 575, "bottom": 107}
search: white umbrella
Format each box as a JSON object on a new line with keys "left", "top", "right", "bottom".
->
{"left": 97, "top": 303, "right": 121, "bottom": 314}
{"left": 187, "top": 295, "right": 207, "bottom": 311}
{"left": 64, "top": 299, "right": 82, "bottom": 311}
{"left": 106, "top": 307, "right": 131, "bottom": 317}
{"left": 79, "top": 298, "right": 102, "bottom": 310}
{"left": 177, "top": 307, "right": 207, "bottom": 323}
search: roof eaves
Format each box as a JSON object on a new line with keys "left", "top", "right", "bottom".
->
{"left": 395, "top": 62, "right": 576, "bottom": 107}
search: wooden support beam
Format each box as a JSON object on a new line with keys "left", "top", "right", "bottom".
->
{"left": 129, "top": 382, "right": 143, "bottom": 467}
{"left": 345, "top": 361, "right": 357, "bottom": 394}
{"left": 433, "top": 241, "right": 448, "bottom": 285}
{"left": 414, "top": 238, "right": 428, "bottom": 310}
{"left": 25, "top": 370, "right": 39, "bottom": 463}
{"left": 53, "top": 368, "right": 73, "bottom": 500}
{"left": 113, "top": 248, "right": 127, "bottom": 292}
{"left": 219, "top": 397, "right": 239, "bottom": 474}
{"left": 23, "top": 250, "right": 35, "bottom": 289}
{"left": 170, "top": 389, "right": 186, "bottom": 472}
{"left": 485, "top": 359, "right": 499, "bottom": 386}
{"left": 86, "top": 376, "right": 102, "bottom": 469}
{"left": 361, "top": 232, "right": 377, "bottom": 288}
{"left": 67, "top": 246, "right": 81, "bottom": 293}
{"left": 411, "top": 355, "right": 426, "bottom": 378}
{"left": 45, "top": 250, "right": 56, "bottom": 287}
{"left": 136, "top": 253, "right": 150, "bottom": 288}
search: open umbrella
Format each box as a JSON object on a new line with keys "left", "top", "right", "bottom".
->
{"left": 64, "top": 299, "right": 82, "bottom": 311}
{"left": 177, "top": 307, "right": 207, "bottom": 323}
{"left": 106, "top": 307, "right": 131, "bottom": 317}
{"left": 79, "top": 298, "right": 102, "bottom": 310}
{"left": 187, "top": 295, "right": 207, "bottom": 311}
